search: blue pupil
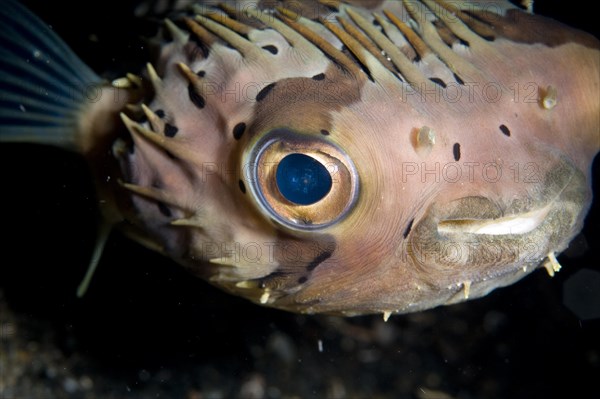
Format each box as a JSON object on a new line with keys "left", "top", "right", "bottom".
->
{"left": 276, "top": 153, "right": 332, "bottom": 205}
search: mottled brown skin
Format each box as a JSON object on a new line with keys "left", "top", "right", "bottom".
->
{"left": 8, "top": 1, "right": 595, "bottom": 316}
{"left": 470, "top": 9, "right": 600, "bottom": 50}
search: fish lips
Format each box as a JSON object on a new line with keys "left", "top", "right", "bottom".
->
{"left": 404, "top": 157, "right": 590, "bottom": 303}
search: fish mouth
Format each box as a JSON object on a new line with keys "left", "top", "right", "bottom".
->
{"left": 437, "top": 204, "right": 552, "bottom": 236}
{"left": 405, "top": 159, "right": 590, "bottom": 303}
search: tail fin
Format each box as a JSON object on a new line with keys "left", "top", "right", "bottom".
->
{"left": 0, "top": 0, "right": 103, "bottom": 151}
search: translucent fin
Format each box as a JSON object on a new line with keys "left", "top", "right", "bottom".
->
{"left": 76, "top": 220, "right": 113, "bottom": 298}
{"left": 0, "top": 0, "right": 102, "bottom": 151}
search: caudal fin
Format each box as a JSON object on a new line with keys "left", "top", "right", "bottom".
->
{"left": 0, "top": 0, "right": 103, "bottom": 151}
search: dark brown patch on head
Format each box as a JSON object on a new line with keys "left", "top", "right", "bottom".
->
{"left": 250, "top": 64, "right": 365, "bottom": 135}
{"left": 468, "top": 9, "right": 600, "bottom": 49}
{"left": 238, "top": 179, "right": 246, "bottom": 194}
{"left": 320, "top": 129, "right": 330, "bottom": 136}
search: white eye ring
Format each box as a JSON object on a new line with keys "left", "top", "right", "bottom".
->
{"left": 243, "top": 129, "right": 359, "bottom": 231}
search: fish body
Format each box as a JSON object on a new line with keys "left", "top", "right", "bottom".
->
{"left": 0, "top": 0, "right": 598, "bottom": 316}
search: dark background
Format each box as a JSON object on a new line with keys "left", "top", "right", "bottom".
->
{"left": 1, "top": 1, "right": 599, "bottom": 398}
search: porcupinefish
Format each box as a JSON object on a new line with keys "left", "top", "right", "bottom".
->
{"left": 0, "top": 0, "right": 598, "bottom": 317}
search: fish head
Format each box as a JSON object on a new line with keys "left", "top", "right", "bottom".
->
{"left": 113, "top": 1, "right": 599, "bottom": 315}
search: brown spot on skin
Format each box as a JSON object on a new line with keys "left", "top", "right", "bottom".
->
{"left": 164, "top": 123, "right": 178, "bottom": 137}
{"left": 429, "top": 77, "right": 447, "bottom": 88}
{"left": 262, "top": 45, "right": 279, "bottom": 55}
{"left": 306, "top": 249, "right": 334, "bottom": 271}
{"left": 453, "top": 73, "right": 465, "bottom": 85}
{"left": 188, "top": 84, "right": 206, "bottom": 109}
{"left": 453, "top": 143, "right": 461, "bottom": 161}
{"left": 468, "top": 9, "right": 600, "bottom": 50}
{"left": 499, "top": 124, "right": 511, "bottom": 137}
{"left": 232, "top": 122, "right": 246, "bottom": 140}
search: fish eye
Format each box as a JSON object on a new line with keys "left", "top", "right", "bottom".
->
{"left": 245, "top": 129, "right": 359, "bottom": 230}
{"left": 275, "top": 153, "right": 332, "bottom": 205}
